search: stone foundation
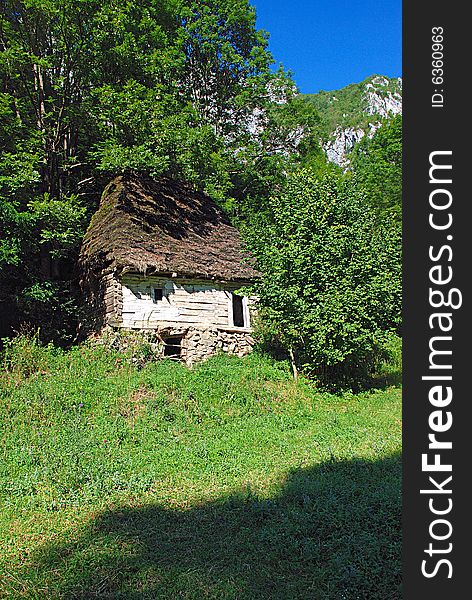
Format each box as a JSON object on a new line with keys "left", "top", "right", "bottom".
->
{"left": 182, "top": 327, "right": 255, "bottom": 366}
{"left": 96, "top": 325, "right": 255, "bottom": 366}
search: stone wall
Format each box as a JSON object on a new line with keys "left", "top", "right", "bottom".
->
{"left": 96, "top": 324, "right": 255, "bottom": 367}
{"left": 183, "top": 326, "right": 255, "bottom": 366}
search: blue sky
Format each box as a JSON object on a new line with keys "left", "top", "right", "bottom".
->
{"left": 252, "top": 0, "right": 402, "bottom": 94}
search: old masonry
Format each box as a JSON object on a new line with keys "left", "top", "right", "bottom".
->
{"left": 79, "top": 174, "right": 259, "bottom": 365}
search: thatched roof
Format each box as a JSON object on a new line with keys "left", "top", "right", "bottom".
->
{"left": 79, "top": 174, "right": 259, "bottom": 282}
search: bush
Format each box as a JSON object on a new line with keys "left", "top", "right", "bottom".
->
{"left": 1, "top": 329, "right": 58, "bottom": 381}
{"left": 246, "top": 169, "right": 402, "bottom": 389}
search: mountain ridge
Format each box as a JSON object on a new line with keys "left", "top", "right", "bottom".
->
{"left": 303, "top": 75, "right": 402, "bottom": 167}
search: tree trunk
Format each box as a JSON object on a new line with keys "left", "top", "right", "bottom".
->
{"left": 289, "top": 347, "right": 298, "bottom": 380}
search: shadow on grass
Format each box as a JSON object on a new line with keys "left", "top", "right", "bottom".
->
{"left": 370, "top": 368, "right": 402, "bottom": 390}
{"left": 19, "top": 456, "right": 401, "bottom": 600}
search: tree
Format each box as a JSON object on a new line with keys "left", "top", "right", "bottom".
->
{"left": 1, "top": 0, "right": 170, "bottom": 339}
{"left": 1, "top": 0, "right": 320, "bottom": 341}
{"left": 351, "top": 114, "right": 402, "bottom": 220}
{"left": 246, "top": 169, "right": 402, "bottom": 388}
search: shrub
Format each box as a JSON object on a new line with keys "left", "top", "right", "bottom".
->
{"left": 1, "top": 328, "right": 58, "bottom": 381}
{"left": 246, "top": 169, "right": 402, "bottom": 389}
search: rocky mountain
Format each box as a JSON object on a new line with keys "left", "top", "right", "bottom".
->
{"left": 303, "top": 75, "right": 402, "bottom": 168}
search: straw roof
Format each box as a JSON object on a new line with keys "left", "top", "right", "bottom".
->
{"left": 79, "top": 174, "right": 259, "bottom": 282}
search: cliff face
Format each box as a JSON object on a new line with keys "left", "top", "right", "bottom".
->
{"left": 364, "top": 76, "right": 402, "bottom": 117}
{"left": 324, "top": 125, "right": 373, "bottom": 166}
{"left": 304, "top": 75, "right": 402, "bottom": 168}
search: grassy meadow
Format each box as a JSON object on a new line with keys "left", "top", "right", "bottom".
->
{"left": 0, "top": 338, "right": 401, "bottom": 599}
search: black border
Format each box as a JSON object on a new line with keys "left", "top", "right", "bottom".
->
{"left": 403, "top": 2, "right": 468, "bottom": 596}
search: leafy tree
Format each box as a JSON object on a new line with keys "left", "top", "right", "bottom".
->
{"left": 0, "top": 0, "right": 320, "bottom": 340}
{"left": 351, "top": 114, "right": 402, "bottom": 219}
{"left": 246, "top": 169, "right": 401, "bottom": 388}
{"left": 178, "top": 0, "right": 271, "bottom": 136}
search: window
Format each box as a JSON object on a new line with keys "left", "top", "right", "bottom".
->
{"left": 152, "top": 287, "right": 164, "bottom": 302}
{"left": 163, "top": 335, "right": 183, "bottom": 359}
{"left": 232, "top": 293, "right": 245, "bottom": 327}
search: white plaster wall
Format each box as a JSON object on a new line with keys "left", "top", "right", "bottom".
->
{"left": 120, "top": 275, "right": 251, "bottom": 330}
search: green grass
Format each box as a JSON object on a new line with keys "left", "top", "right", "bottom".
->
{"left": 0, "top": 341, "right": 401, "bottom": 599}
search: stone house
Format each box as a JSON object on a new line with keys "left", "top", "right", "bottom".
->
{"left": 79, "top": 174, "right": 259, "bottom": 364}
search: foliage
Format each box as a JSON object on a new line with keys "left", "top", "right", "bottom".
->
{"left": 1, "top": 1, "right": 401, "bottom": 388}
{"left": 0, "top": 0, "right": 321, "bottom": 338}
{"left": 1, "top": 328, "right": 53, "bottom": 379}
{"left": 246, "top": 168, "right": 402, "bottom": 388}
{"left": 372, "top": 331, "right": 402, "bottom": 388}
{"left": 28, "top": 193, "right": 87, "bottom": 257}
{"left": 303, "top": 74, "right": 402, "bottom": 142}
{"left": 0, "top": 339, "right": 401, "bottom": 599}
{"left": 351, "top": 114, "right": 402, "bottom": 219}
{"left": 16, "top": 281, "right": 81, "bottom": 345}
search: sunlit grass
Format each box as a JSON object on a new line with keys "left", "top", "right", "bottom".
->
{"left": 1, "top": 342, "right": 401, "bottom": 599}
